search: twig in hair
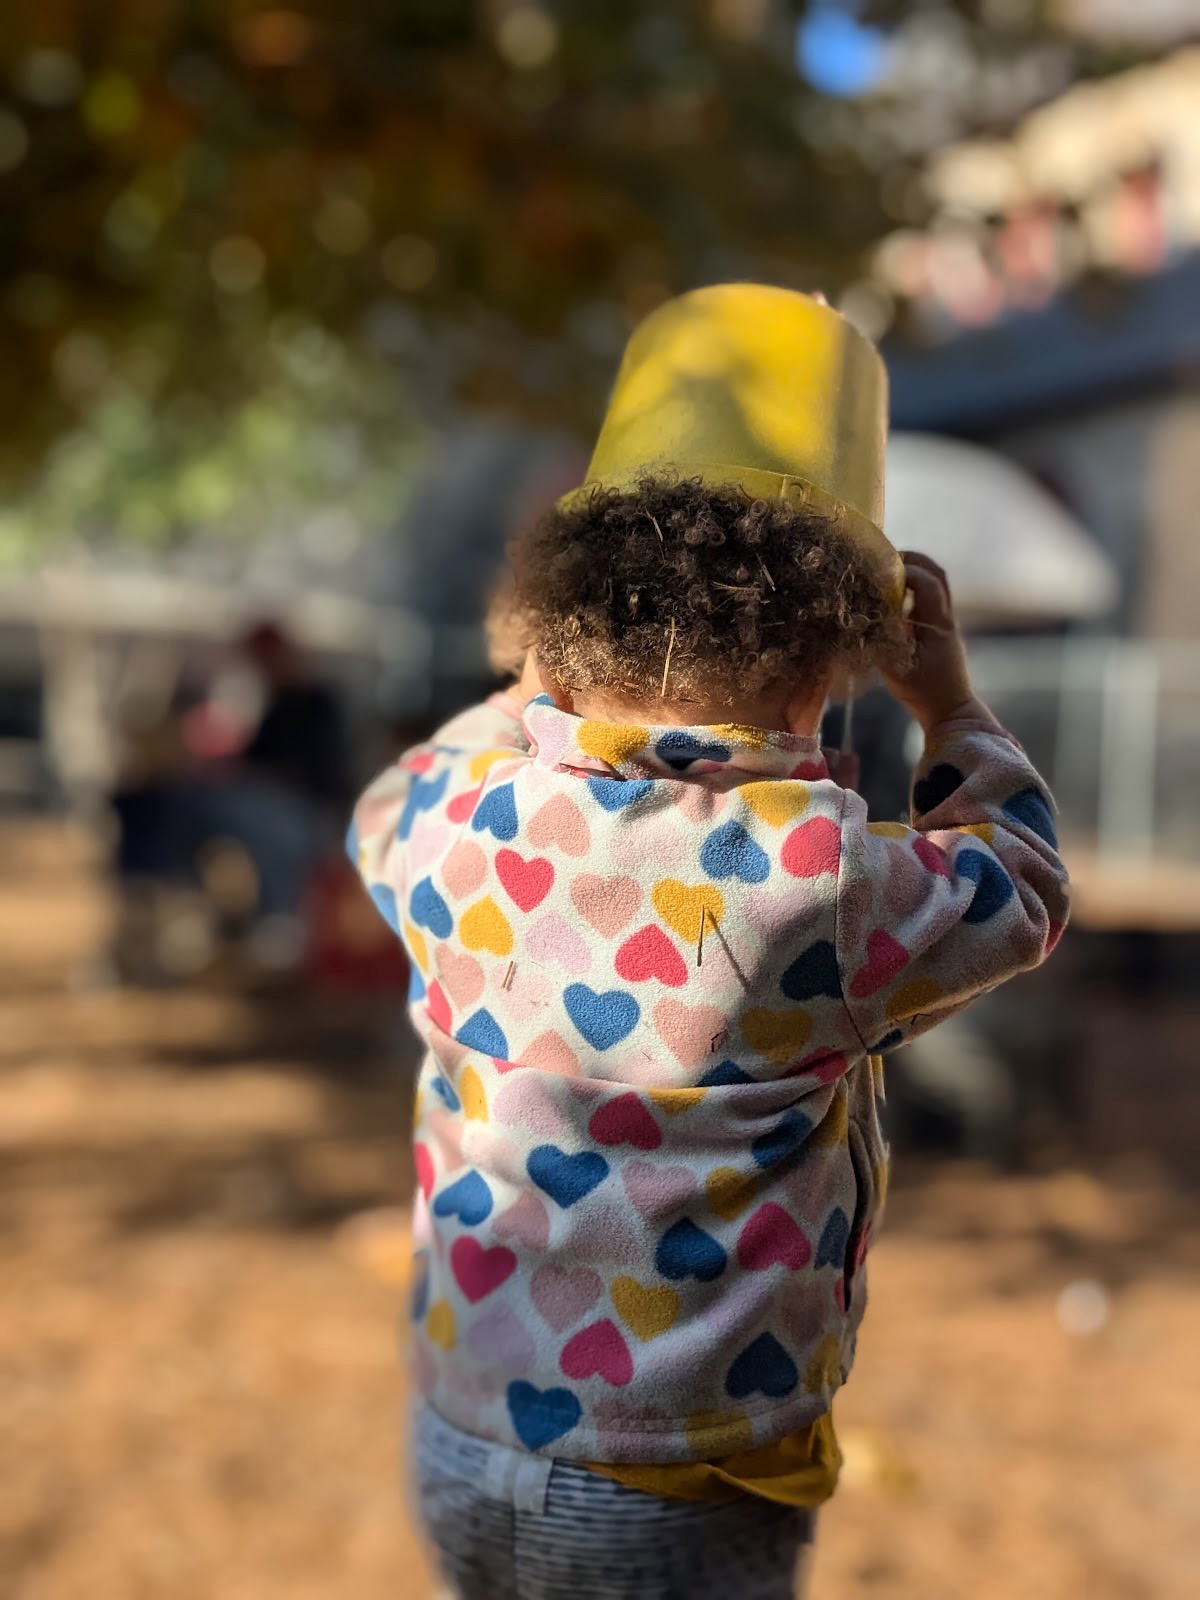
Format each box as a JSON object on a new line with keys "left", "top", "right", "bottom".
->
{"left": 696, "top": 907, "right": 707, "bottom": 968}
{"left": 647, "top": 514, "right": 664, "bottom": 544}
{"left": 712, "top": 583, "right": 759, "bottom": 595}
{"left": 758, "top": 556, "right": 776, "bottom": 591}
{"left": 502, "top": 961, "right": 515, "bottom": 990}
{"left": 660, "top": 616, "right": 677, "bottom": 698}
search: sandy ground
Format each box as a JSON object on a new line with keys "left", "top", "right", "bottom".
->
{"left": 2, "top": 822, "right": 1198, "bottom": 1599}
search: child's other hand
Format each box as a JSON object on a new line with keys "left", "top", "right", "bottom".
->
{"left": 882, "top": 553, "right": 987, "bottom": 732}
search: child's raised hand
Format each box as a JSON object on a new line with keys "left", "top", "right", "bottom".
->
{"left": 882, "top": 553, "right": 988, "bottom": 732}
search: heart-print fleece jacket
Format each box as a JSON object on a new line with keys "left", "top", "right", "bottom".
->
{"left": 350, "top": 691, "right": 1069, "bottom": 1465}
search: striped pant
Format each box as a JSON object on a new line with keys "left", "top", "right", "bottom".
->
{"left": 413, "top": 1407, "right": 817, "bottom": 1600}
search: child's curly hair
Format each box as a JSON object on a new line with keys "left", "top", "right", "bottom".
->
{"left": 489, "top": 476, "right": 910, "bottom": 705}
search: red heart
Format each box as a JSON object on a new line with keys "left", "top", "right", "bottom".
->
{"left": 736, "top": 1203, "right": 812, "bottom": 1271}
{"left": 446, "top": 785, "right": 483, "bottom": 824}
{"left": 848, "top": 929, "right": 909, "bottom": 998}
{"left": 588, "top": 1092, "right": 662, "bottom": 1151}
{"left": 403, "top": 752, "right": 436, "bottom": 774}
{"left": 781, "top": 817, "right": 841, "bottom": 878}
{"left": 912, "top": 835, "right": 952, "bottom": 879}
{"left": 414, "top": 1142, "right": 434, "bottom": 1200}
{"left": 615, "top": 925, "right": 687, "bottom": 988}
{"left": 495, "top": 848, "right": 555, "bottom": 912}
{"left": 560, "top": 1318, "right": 634, "bottom": 1387}
{"left": 426, "top": 980, "right": 452, "bottom": 1034}
{"left": 450, "top": 1236, "right": 517, "bottom": 1303}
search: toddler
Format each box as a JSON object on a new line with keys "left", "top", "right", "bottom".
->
{"left": 350, "top": 307, "right": 1069, "bottom": 1600}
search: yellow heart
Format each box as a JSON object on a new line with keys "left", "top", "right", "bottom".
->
{"left": 873, "top": 1159, "right": 890, "bottom": 1210}
{"left": 706, "top": 1166, "right": 757, "bottom": 1220}
{"left": 810, "top": 1088, "right": 849, "bottom": 1150}
{"left": 740, "top": 1006, "right": 812, "bottom": 1063}
{"left": 404, "top": 920, "right": 429, "bottom": 975}
{"left": 426, "top": 1300, "right": 457, "bottom": 1352}
{"left": 647, "top": 1087, "right": 706, "bottom": 1115}
{"left": 886, "top": 976, "right": 944, "bottom": 1023}
{"left": 652, "top": 880, "right": 725, "bottom": 943}
{"left": 867, "top": 820, "right": 910, "bottom": 838}
{"left": 576, "top": 721, "right": 649, "bottom": 767}
{"left": 684, "top": 1409, "right": 755, "bottom": 1459}
{"left": 460, "top": 896, "right": 513, "bottom": 957}
{"left": 742, "top": 781, "right": 809, "bottom": 827}
{"left": 611, "top": 1276, "right": 679, "bottom": 1342}
{"left": 954, "top": 821, "right": 995, "bottom": 846}
{"left": 709, "top": 721, "right": 769, "bottom": 750}
{"left": 469, "top": 748, "right": 519, "bottom": 780}
{"left": 804, "top": 1334, "right": 842, "bottom": 1396}
{"left": 459, "top": 1064, "right": 487, "bottom": 1121}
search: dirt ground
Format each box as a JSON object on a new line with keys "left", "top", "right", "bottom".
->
{"left": 2, "top": 822, "right": 1198, "bottom": 1600}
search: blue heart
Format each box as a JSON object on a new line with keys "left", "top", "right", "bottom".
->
{"left": 780, "top": 939, "right": 842, "bottom": 1002}
{"left": 527, "top": 1145, "right": 610, "bottom": 1208}
{"left": 410, "top": 1248, "right": 430, "bottom": 1321}
{"left": 564, "top": 984, "right": 640, "bottom": 1051}
{"left": 430, "top": 1075, "right": 461, "bottom": 1112}
{"left": 369, "top": 882, "right": 400, "bottom": 933}
{"left": 397, "top": 770, "right": 450, "bottom": 843}
{"left": 586, "top": 778, "right": 654, "bottom": 812}
{"left": 815, "top": 1206, "right": 850, "bottom": 1269}
{"left": 471, "top": 782, "right": 519, "bottom": 841}
{"left": 751, "top": 1110, "right": 812, "bottom": 1171}
{"left": 957, "top": 848, "right": 1015, "bottom": 924}
{"left": 654, "top": 732, "right": 731, "bottom": 771}
{"left": 507, "top": 1381, "right": 583, "bottom": 1451}
{"left": 655, "top": 1219, "right": 727, "bottom": 1283}
{"left": 344, "top": 819, "right": 358, "bottom": 861}
{"left": 726, "top": 1332, "right": 798, "bottom": 1400}
{"left": 868, "top": 1028, "right": 904, "bottom": 1053}
{"left": 700, "top": 1059, "right": 755, "bottom": 1087}
{"left": 409, "top": 877, "right": 452, "bottom": 939}
{"left": 407, "top": 963, "right": 426, "bottom": 1003}
{"left": 913, "top": 762, "right": 965, "bottom": 817}
{"left": 432, "top": 1170, "right": 493, "bottom": 1227}
{"left": 1003, "top": 787, "right": 1058, "bottom": 849}
{"left": 457, "top": 1008, "right": 508, "bottom": 1058}
{"left": 700, "top": 820, "right": 770, "bottom": 885}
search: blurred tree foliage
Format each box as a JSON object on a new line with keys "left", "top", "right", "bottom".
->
{"left": 0, "top": 1, "right": 1125, "bottom": 544}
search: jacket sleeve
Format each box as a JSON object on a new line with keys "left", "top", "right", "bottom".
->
{"left": 347, "top": 691, "right": 528, "bottom": 935}
{"left": 834, "top": 713, "right": 1070, "bottom": 1054}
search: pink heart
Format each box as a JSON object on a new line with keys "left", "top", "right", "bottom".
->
{"left": 653, "top": 999, "right": 727, "bottom": 1069}
{"left": 610, "top": 823, "right": 683, "bottom": 875}
{"left": 494, "top": 966, "right": 555, "bottom": 1027}
{"left": 528, "top": 794, "right": 591, "bottom": 857}
{"left": 493, "top": 1191, "right": 549, "bottom": 1250}
{"left": 520, "top": 1029, "right": 581, "bottom": 1077}
{"left": 615, "top": 925, "right": 687, "bottom": 988}
{"left": 446, "top": 784, "right": 483, "bottom": 824}
{"left": 460, "top": 1124, "right": 520, "bottom": 1174}
{"left": 588, "top": 1092, "right": 663, "bottom": 1151}
{"left": 426, "top": 980, "right": 452, "bottom": 1034}
{"left": 424, "top": 1107, "right": 465, "bottom": 1173}
{"left": 675, "top": 784, "right": 724, "bottom": 824}
{"left": 466, "top": 1302, "right": 536, "bottom": 1374}
{"left": 409, "top": 818, "right": 452, "bottom": 872}
{"left": 571, "top": 874, "right": 643, "bottom": 938}
{"left": 703, "top": 1275, "right": 770, "bottom": 1343}
{"left": 560, "top": 1318, "right": 634, "bottom": 1387}
{"left": 849, "top": 928, "right": 910, "bottom": 998}
{"left": 531, "top": 1263, "right": 603, "bottom": 1332}
{"left": 495, "top": 847, "right": 555, "bottom": 912}
{"left": 526, "top": 912, "right": 592, "bottom": 976}
{"left": 414, "top": 1142, "right": 434, "bottom": 1200}
{"left": 435, "top": 944, "right": 485, "bottom": 1009}
{"left": 781, "top": 817, "right": 842, "bottom": 878}
{"left": 736, "top": 1203, "right": 812, "bottom": 1272}
{"left": 882, "top": 840, "right": 928, "bottom": 916}
{"left": 493, "top": 1076, "right": 568, "bottom": 1139}
{"left": 569, "top": 1203, "right": 642, "bottom": 1266}
{"left": 622, "top": 1159, "right": 698, "bottom": 1222}
{"left": 442, "top": 839, "right": 488, "bottom": 900}
{"left": 450, "top": 1236, "right": 516, "bottom": 1303}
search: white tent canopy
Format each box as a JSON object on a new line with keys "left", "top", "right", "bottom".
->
{"left": 885, "top": 432, "right": 1118, "bottom": 624}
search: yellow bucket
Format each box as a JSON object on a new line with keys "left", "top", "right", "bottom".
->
{"left": 566, "top": 283, "right": 903, "bottom": 607}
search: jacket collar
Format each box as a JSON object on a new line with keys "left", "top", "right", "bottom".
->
{"left": 521, "top": 695, "right": 827, "bottom": 783}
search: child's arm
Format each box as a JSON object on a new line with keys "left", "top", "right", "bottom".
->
{"left": 348, "top": 662, "right": 537, "bottom": 925}
{"left": 834, "top": 554, "right": 1069, "bottom": 1052}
